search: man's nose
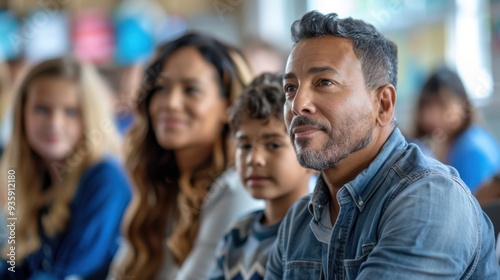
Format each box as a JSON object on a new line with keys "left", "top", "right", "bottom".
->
{"left": 291, "top": 86, "right": 316, "bottom": 116}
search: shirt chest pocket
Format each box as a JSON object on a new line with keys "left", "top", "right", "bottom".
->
{"left": 343, "top": 243, "right": 375, "bottom": 280}
{"left": 284, "top": 260, "right": 323, "bottom": 279}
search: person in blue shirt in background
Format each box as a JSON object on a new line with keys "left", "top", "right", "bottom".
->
{"left": 210, "top": 73, "right": 313, "bottom": 280}
{"left": 265, "top": 10, "right": 499, "bottom": 279}
{"left": 414, "top": 67, "right": 500, "bottom": 193}
{"left": 0, "top": 57, "right": 131, "bottom": 279}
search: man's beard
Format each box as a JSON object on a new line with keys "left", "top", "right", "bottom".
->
{"left": 290, "top": 114, "right": 373, "bottom": 171}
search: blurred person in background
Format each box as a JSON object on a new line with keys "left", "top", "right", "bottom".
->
{"left": 0, "top": 60, "right": 13, "bottom": 157}
{"left": 113, "top": 64, "right": 143, "bottom": 136}
{"left": 241, "top": 41, "right": 285, "bottom": 76}
{"left": 475, "top": 172, "right": 500, "bottom": 206}
{"left": 414, "top": 67, "right": 500, "bottom": 193}
{"left": 0, "top": 57, "right": 131, "bottom": 279}
{"left": 98, "top": 64, "right": 143, "bottom": 137}
{"left": 110, "top": 33, "right": 262, "bottom": 280}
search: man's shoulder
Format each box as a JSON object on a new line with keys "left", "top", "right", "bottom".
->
{"left": 394, "top": 143, "right": 462, "bottom": 185}
{"left": 380, "top": 143, "right": 475, "bottom": 211}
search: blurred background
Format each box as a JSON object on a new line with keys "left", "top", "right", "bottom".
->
{"left": 0, "top": 0, "right": 499, "bottom": 140}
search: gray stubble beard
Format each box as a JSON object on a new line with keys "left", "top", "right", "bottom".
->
{"left": 294, "top": 126, "right": 373, "bottom": 171}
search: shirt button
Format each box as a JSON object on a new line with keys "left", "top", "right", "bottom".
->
{"left": 358, "top": 199, "right": 364, "bottom": 206}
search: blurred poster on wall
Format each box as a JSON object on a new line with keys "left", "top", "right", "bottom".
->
{"left": 72, "top": 10, "right": 114, "bottom": 64}
{"left": 0, "top": 10, "right": 20, "bottom": 61}
{"left": 24, "top": 10, "right": 70, "bottom": 63}
{"left": 113, "top": 0, "right": 165, "bottom": 66}
{"left": 388, "top": 22, "right": 446, "bottom": 102}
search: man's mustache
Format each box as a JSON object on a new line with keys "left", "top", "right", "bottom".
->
{"left": 289, "top": 116, "right": 328, "bottom": 134}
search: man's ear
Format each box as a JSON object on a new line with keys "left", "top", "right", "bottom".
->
{"left": 375, "top": 84, "right": 396, "bottom": 127}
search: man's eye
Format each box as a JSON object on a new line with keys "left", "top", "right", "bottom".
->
{"left": 284, "top": 84, "right": 297, "bottom": 93}
{"left": 318, "top": 79, "right": 334, "bottom": 86}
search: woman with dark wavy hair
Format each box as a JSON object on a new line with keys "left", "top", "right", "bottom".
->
{"left": 110, "top": 33, "right": 262, "bottom": 279}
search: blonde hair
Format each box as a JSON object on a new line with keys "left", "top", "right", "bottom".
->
{"left": 0, "top": 61, "right": 12, "bottom": 126}
{"left": 0, "top": 57, "right": 122, "bottom": 261}
{"left": 115, "top": 33, "right": 253, "bottom": 279}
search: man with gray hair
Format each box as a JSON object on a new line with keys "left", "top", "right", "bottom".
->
{"left": 265, "top": 11, "right": 499, "bottom": 279}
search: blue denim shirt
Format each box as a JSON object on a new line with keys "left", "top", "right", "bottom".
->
{"left": 266, "top": 128, "right": 499, "bottom": 279}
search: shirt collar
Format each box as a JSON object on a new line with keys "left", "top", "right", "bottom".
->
{"left": 308, "top": 175, "right": 330, "bottom": 221}
{"left": 308, "top": 128, "right": 407, "bottom": 221}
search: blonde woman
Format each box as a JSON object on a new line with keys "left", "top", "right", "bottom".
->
{"left": 111, "top": 33, "right": 263, "bottom": 279}
{"left": 0, "top": 57, "right": 131, "bottom": 279}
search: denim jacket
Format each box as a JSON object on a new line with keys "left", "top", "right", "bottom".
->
{"left": 265, "top": 128, "right": 499, "bottom": 279}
